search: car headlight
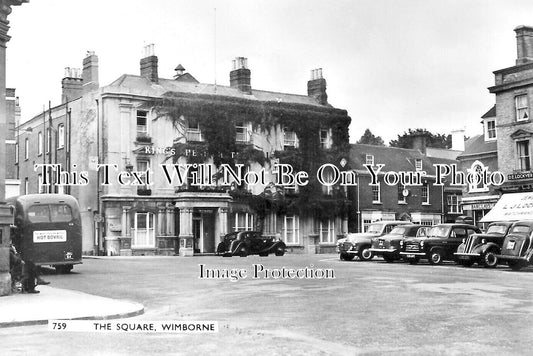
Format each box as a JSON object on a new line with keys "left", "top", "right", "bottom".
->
{"left": 462, "top": 238, "right": 465, "bottom": 244}
{"left": 399, "top": 240, "right": 404, "bottom": 247}
{"left": 420, "top": 240, "right": 424, "bottom": 248}
{"left": 481, "top": 239, "right": 486, "bottom": 244}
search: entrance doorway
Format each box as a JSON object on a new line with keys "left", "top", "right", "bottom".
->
{"left": 192, "top": 209, "right": 216, "bottom": 254}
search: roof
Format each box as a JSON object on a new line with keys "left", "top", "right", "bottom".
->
{"left": 349, "top": 144, "right": 457, "bottom": 174}
{"left": 481, "top": 105, "right": 496, "bottom": 119}
{"left": 457, "top": 134, "right": 497, "bottom": 158}
{"left": 104, "top": 74, "right": 328, "bottom": 107}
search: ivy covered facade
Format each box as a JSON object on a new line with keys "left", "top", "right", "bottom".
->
{"left": 89, "top": 52, "right": 351, "bottom": 256}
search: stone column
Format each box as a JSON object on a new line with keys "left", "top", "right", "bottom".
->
{"left": 0, "top": 0, "right": 28, "bottom": 297}
{"left": 178, "top": 208, "right": 193, "bottom": 256}
{"left": 166, "top": 206, "right": 174, "bottom": 236}
{"left": 218, "top": 207, "right": 228, "bottom": 238}
{"left": 157, "top": 207, "right": 165, "bottom": 236}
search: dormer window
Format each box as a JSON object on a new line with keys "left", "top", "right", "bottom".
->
{"left": 365, "top": 154, "right": 374, "bottom": 166}
{"left": 485, "top": 120, "right": 496, "bottom": 140}
{"left": 415, "top": 159, "right": 423, "bottom": 171}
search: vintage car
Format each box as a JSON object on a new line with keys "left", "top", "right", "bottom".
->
{"left": 337, "top": 221, "right": 410, "bottom": 261}
{"left": 368, "top": 224, "right": 423, "bottom": 262}
{"left": 495, "top": 220, "right": 533, "bottom": 271}
{"left": 399, "top": 223, "right": 481, "bottom": 265}
{"left": 216, "top": 231, "right": 286, "bottom": 257}
{"left": 454, "top": 221, "right": 513, "bottom": 268}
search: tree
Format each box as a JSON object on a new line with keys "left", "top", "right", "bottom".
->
{"left": 389, "top": 128, "right": 451, "bottom": 149}
{"left": 356, "top": 128, "right": 385, "bottom": 146}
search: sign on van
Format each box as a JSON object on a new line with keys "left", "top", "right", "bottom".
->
{"left": 33, "top": 230, "right": 67, "bottom": 243}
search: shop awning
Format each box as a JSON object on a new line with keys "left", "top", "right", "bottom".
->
{"left": 479, "top": 192, "right": 533, "bottom": 222}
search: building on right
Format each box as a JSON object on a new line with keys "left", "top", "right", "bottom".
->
{"left": 456, "top": 105, "right": 499, "bottom": 228}
{"left": 489, "top": 26, "right": 533, "bottom": 193}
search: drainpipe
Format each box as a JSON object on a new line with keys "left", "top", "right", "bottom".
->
{"left": 95, "top": 98, "right": 101, "bottom": 255}
{"left": 356, "top": 171, "right": 361, "bottom": 233}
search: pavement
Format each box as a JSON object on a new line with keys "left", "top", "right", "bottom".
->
{"left": 0, "top": 284, "right": 144, "bottom": 328}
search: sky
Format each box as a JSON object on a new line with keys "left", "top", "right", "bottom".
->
{"left": 5, "top": 0, "right": 533, "bottom": 144}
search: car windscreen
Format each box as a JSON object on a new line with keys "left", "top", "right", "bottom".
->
{"left": 389, "top": 227, "right": 406, "bottom": 235}
{"left": 224, "top": 232, "right": 238, "bottom": 241}
{"left": 510, "top": 225, "right": 530, "bottom": 234}
{"left": 27, "top": 204, "right": 73, "bottom": 223}
{"left": 416, "top": 227, "right": 428, "bottom": 237}
{"left": 486, "top": 224, "right": 508, "bottom": 235}
{"left": 427, "top": 226, "right": 451, "bottom": 238}
{"left": 366, "top": 224, "right": 384, "bottom": 233}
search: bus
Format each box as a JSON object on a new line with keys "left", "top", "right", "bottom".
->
{"left": 8, "top": 194, "right": 82, "bottom": 273}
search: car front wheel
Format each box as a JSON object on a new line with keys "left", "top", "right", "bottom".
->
{"left": 358, "top": 247, "right": 373, "bottom": 261}
{"left": 429, "top": 249, "right": 444, "bottom": 265}
{"left": 239, "top": 246, "right": 250, "bottom": 257}
{"left": 482, "top": 250, "right": 498, "bottom": 268}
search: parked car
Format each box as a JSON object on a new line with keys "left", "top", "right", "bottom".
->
{"left": 495, "top": 220, "right": 533, "bottom": 271}
{"left": 216, "top": 231, "right": 286, "bottom": 257}
{"left": 368, "top": 224, "right": 423, "bottom": 262}
{"left": 454, "top": 221, "right": 513, "bottom": 268}
{"left": 400, "top": 223, "right": 481, "bottom": 265}
{"left": 337, "top": 221, "right": 410, "bottom": 261}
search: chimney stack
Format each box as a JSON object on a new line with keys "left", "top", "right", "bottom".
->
{"left": 515, "top": 26, "right": 533, "bottom": 65}
{"left": 230, "top": 57, "right": 251, "bottom": 94}
{"left": 140, "top": 44, "right": 158, "bottom": 83}
{"left": 61, "top": 67, "right": 83, "bottom": 103}
{"left": 451, "top": 129, "right": 465, "bottom": 151}
{"left": 82, "top": 51, "right": 99, "bottom": 94}
{"left": 307, "top": 68, "right": 327, "bottom": 105}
